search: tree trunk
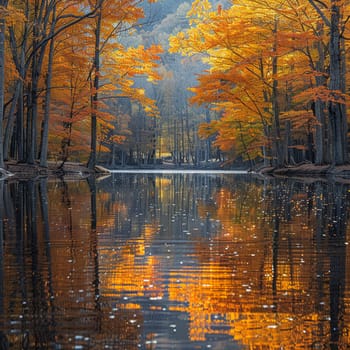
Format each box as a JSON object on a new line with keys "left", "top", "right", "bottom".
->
{"left": 328, "top": 0, "right": 347, "bottom": 165}
{"left": 6, "top": 0, "right": 29, "bottom": 161}
{"left": 88, "top": 4, "right": 102, "bottom": 170}
{"left": 284, "top": 120, "right": 292, "bottom": 165}
{"left": 27, "top": 0, "right": 55, "bottom": 164}
{"left": 340, "top": 36, "right": 347, "bottom": 162}
{"left": 4, "top": 80, "right": 21, "bottom": 160}
{"left": 314, "top": 24, "right": 327, "bottom": 165}
{"left": 17, "top": 2, "right": 29, "bottom": 162}
{"left": 40, "top": 4, "right": 56, "bottom": 167}
{"left": 27, "top": 0, "right": 40, "bottom": 164}
{"left": 0, "top": 0, "right": 8, "bottom": 168}
{"left": 271, "top": 18, "right": 283, "bottom": 167}
{"left": 259, "top": 57, "right": 272, "bottom": 166}
{"left": 17, "top": 79, "right": 25, "bottom": 162}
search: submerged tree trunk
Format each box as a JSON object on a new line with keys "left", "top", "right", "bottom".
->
{"left": 0, "top": 181, "right": 4, "bottom": 329}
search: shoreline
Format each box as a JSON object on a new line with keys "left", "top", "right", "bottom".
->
{"left": 255, "top": 163, "right": 350, "bottom": 184}
{"left": 258, "top": 163, "right": 350, "bottom": 177}
{"left": 2, "top": 161, "right": 350, "bottom": 181}
{"left": 1, "top": 161, "right": 110, "bottom": 180}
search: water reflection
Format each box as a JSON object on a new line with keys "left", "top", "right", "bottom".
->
{"left": 0, "top": 174, "right": 350, "bottom": 349}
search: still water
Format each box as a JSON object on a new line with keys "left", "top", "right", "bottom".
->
{"left": 0, "top": 172, "right": 349, "bottom": 349}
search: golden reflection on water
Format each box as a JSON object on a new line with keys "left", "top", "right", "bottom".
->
{"left": 1, "top": 175, "right": 350, "bottom": 349}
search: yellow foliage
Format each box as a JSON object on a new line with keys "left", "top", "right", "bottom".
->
{"left": 106, "top": 44, "right": 163, "bottom": 117}
{"left": 41, "top": 0, "right": 162, "bottom": 160}
{"left": 0, "top": 4, "right": 25, "bottom": 24}
{"left": 169, "top": 0, "right": 335, "bottom": 162}
{"left": 187, "top": 0, "right": 212, "bottom": 19}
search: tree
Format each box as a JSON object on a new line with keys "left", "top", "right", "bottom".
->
{"left": 308, "top": 0, "right": 348, "bottom": 165}
{"left": 0, "top": 0, "right": 162, "bottom": 170}
{"left": 170, "top": 0, "right": 290, "bottom": 165}
{"left": 0, "top": 0, "right": 9, "bottom": 168}
{"left": 27, "top": 0, "right": 102, "bottom": 165}
{"left": 39, "top": 1, "right": 56, "bottom": 167}
{"left": 86, "top": 0, "right": 162, "bottom": 170}
{"left": 326, "top": 0, "right": 347, "bottom": 165}
{"left": 169, "top": 0, "right": 349, "bottom": 167}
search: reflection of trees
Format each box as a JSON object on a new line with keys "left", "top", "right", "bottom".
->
{"left": 1, "top": 174, "right": 350, "bottom": 349}
{"left": 323, "top": 183, "right": 347, "bottom": 349}
{"left": 190, "top": 177, "right": 350, "bottom": 349}
{"left": 97, "top": 173, "right": 222, "bottom": 240}
{"left": 87, "top": 176, "right": 102, "bottom": 331}
{"left": 39, "top": 179, "right": 56, "bottom": 341}
{"left": 0, "top": 178, "right": 147, "bottom": 349}
{"left": 0, "top": 181, "right": 7, "bottom": 348}
{"left": 26, "top": 180, "right": 48, "bottom": 348}
{"left": 0, "top": 181, "right": 53, "bottom": 348}
{"left": 98, "top": 175, "right": 324, "bottom": 346}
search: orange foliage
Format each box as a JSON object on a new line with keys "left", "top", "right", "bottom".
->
{"left": 169, "top": 0, "right": 347, "bottom": 162}
{"left": 34, "top": 0, "right": 163, "bottom": 161}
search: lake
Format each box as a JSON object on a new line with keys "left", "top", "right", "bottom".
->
{"left": 0, "top": 171, "right": 349, "bottom": 349}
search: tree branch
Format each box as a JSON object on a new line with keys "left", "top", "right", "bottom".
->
{"left": 308, "top": 0, "right": 330, "bottom": 27}
{"left": 28, "top": 1, "right": 103, "bottom": 62}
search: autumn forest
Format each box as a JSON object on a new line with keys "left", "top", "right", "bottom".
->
{"left": 0, "top": 0, "right": 349, "bottom": 170}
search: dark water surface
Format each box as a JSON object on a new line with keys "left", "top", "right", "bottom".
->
{"left": 0, "top": 172, "right": 350, "bottom": 349}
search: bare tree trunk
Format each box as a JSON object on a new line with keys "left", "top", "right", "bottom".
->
{"left": 284, "top": 120, "right": 292, "bottom": 165}
{"left": 27, "top": 0, "right": 41, "bottom": 164}
{"left": 3, "top": 81, "right": 20, "bottom": 160}
{"left": 5, "top": 1, "right": 29, "bottom": 161}
{"left": 88, "top": 0, "right": 103, "bottom": 169}
{"left": 173, "top": 119, "right": 178, "bottom": 164}
{"left": 88, "top": 3, "right": 102, "bottom": 170}
{"left": 17, "top": 83, "right": 25, "bottom": 162}
{"left": 328, "top": 0, "right": 347, "bottom": 165}
{"left": 185, "top": 104, "right": 192, "bottom": 163}
{"left": 0, "top": 0, "right": 9, "bottom": 168}
{"left": 18, "top": 2, "right": 29, "bottom": 162}
{"left": 314, "top": 23, "right": 327, "bottom": 165}
{"left": 340, "top": 36, "right": 347, "bottom": 162}
{"left": 271, "top": 18, "right": 283, "bottom": 167}
{"left": 27, "top": 0, "right": 54, "bottom": 164}
{"left": 40, "top": 3, "right": 56, "bottom": 167}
